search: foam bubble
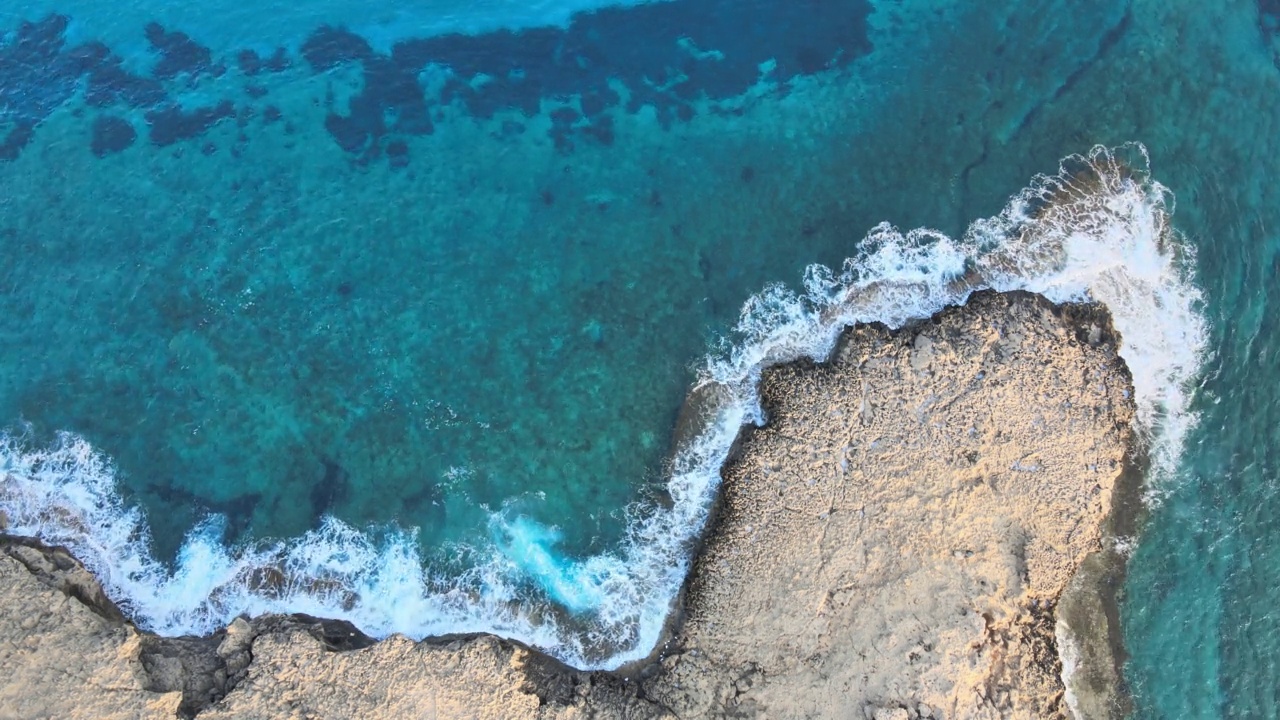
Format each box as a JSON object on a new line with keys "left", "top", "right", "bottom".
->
{"left": 0, "top": 144, "right": 1206, "bottom": 670}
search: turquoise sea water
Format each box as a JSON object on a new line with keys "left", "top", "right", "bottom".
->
{"left": 0, "top": 0, "right": 1276, "bottom": 714}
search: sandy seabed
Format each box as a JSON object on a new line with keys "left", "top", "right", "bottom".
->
{"left": 0, "top": 290, "right": 1135, "bottom": 720}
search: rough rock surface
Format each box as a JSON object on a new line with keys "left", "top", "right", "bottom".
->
{"left": 199, "top": 621, "right": 663, "bottom": 720}
{"left": 646, "top": 291, "right": 1133, "bottom": 720}
{"left": 0, "top": 291, "right": 1134, "bottom": 720}
{"left": 0, "top": 544, "right": 182, "bottom": 720}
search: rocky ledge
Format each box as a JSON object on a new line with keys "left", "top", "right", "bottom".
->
{"left": 0, "top": 290, "right": 1136, "bottom": 720}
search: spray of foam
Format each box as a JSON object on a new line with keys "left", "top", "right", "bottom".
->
{"left": 0, "top": 144, "right": 1205, "bottom": 670}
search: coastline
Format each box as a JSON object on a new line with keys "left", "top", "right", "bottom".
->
{"left": 0, "top": 290, "right": 1137, "bottom": 719}
{"left": 1056, "top": 441, "right": 1146, "bottom": 719}
{"left": 1043, "top": 300, "right": 1147, "bottom": 720}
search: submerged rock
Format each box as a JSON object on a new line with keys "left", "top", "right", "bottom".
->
{"left": 146, "top": 101, "right": 235, "bottom": 146}
{"left": 90, "top": 115, "right": 137, "bottom": 157}
{"left": 144, "top": 23, "right": 218, "bottom": 81}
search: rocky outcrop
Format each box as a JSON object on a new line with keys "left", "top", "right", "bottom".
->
{"left": 0, "top": 290, "right": 1135, "bottom": 719}
{"left": 646, "top": 291, "right": 1134, "bottom": 720}
{"left": 0, "top": 540, "right": 181, "bottom": 720}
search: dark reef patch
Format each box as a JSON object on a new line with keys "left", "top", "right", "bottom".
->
{"left": 0, "top": 0, "right": 871, "bottom": 161}
{"left": 90, "top": 115, "right": 137, "bottom": 156}
{"left": 1262, "top": 0, "right": 1280, "bottom": 28}
{"left": 0, "top": 15, "right": 81, "bottom": 124}
{"left": 1261, "top": 0, "right": 1280, "bottom": 69}
{"left": 579, "top": 89, "right": 617, "bottom": 119}
{"left": 584, "top": 115, "right": 615, "bottom": 146}
{"left": 0, "top": 14, "right": 170, "bottom": 119}
{"left": 237, "top": 47, "right": 291, "bottom": 76}
{"left": 301, "top": 26, "right": 436, "bottom": 162}
{"left": 301, "top": 26, "right": 374, "bottom": 71}
{"left": 145, "top": 22, "right": 220, "bottom": 81}
{"left": 302, "top": 0, "right": 872, "bottom": 156}
{"left": 324, "top": 111, "right": 374, "bottom": 154}
{"left": 310, "top": 458, "right": 352, "bottom": 524}
{"left": 80, "top": 47, "right": 167, "bottom": 109}
{"left": 146, "top": 101, "right": 235, "bottom": 146}
{"left": 0, "top": 123, "right": 34, "bottom": 161}
{"left": 386, "top": 139, "right": 410, "bottom": 168}
{"left": 0, "top": 13, "right": 219, "bottom": 157}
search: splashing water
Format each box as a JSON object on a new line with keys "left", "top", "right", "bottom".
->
{"left": 0, "top": 144, "right": 1206, "bottom": 669}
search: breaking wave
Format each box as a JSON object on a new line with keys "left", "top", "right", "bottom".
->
{"left": 0, "top": 144, "right": 1206, "bottom": 670}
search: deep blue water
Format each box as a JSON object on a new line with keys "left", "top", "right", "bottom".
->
{"left": 0, "top": 0, "right": 1278, "bottom": 713}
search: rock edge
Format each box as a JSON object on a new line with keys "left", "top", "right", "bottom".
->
{"left": 0, "top": 290, "right": 1137, "bottom": 720}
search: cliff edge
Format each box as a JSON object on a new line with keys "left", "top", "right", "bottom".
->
{"left": 0, "top": 290, "right": 1135, "bottom": 720}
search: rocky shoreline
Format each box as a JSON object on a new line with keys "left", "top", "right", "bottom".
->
{"left": 0, "top": 290, "right": 1136, "bottom": 719}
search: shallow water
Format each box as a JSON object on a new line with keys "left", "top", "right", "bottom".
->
{"left": 1, "top": 0, "right": 1279, "bottom": 712}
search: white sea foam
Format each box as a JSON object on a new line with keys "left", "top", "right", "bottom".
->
{"left": 1057, "top": 614, "right": 1085, "bottom": 719}
{"left": 0, "top": 144, "right": 1206, "bottom": 670}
